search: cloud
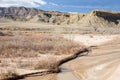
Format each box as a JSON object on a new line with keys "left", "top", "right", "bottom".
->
{"left": 61, "top": 5, "right": 110, "bottom": 9}
{"left": 0, "top": 0, "right": 47, "bottom": 7}
{"left": 49, "top": 2, "right": 59, "bottom": 6}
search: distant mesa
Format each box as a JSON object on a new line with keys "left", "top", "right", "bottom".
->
{"left": 0, "top": 7, "right": 41, "bottom": 16}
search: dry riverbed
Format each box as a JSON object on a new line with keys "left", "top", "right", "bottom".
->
{"left": 57, "top": 34, "right": 120, "bottom": 80}
{"left": 13, "top": 34, "right": 119, "bottom": 80}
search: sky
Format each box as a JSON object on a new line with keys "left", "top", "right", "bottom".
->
{"left": 0, "top": 0, "right": 120, "bottom": 13}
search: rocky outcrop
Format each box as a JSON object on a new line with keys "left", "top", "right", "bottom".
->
{"left": 35, "top": 11, "right": 86, "bottom": 25}
{"left": 91, "top": 10, "right": 120, "bottom": 24}
{"left": 0, "top": 7, "right": 42, "bottom": 21}
{"left": 0, "top": 7, "right": 41, "bottom": 17}
{"left": 0, "top": 7, "right": 120, "bottom": 27}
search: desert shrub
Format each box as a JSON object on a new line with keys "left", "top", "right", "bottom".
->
{"left": 0, "top": 32, "right": 5, "bottom": 36}
{"left": 0, "top": 69, "right": 18, "bottom": 80}
{"left": 34, "top": 60, "right": 51, "bottom": 69}
{"left": 0, "top": 33, "right": 85, "bottom": 58}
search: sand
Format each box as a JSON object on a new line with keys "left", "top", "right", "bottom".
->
{"left": 57, "top": 34, "right": 120, "bottom": 80}
{"left": 63, "top": 34, "right": 118, "bottom": 46}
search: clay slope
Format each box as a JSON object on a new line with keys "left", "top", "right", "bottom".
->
{"left": 0, "top": 7, "right": 120, "bottom": 27}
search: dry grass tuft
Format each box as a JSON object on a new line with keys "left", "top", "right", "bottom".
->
{"left": 0, "top": 33, "right": 84, "bottom": 58}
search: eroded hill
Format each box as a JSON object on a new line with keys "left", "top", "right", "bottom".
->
{"left": 0, "top": 7, "right": 120, "bottom": 27}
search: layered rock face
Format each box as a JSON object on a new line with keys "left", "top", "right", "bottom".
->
{"left": 36, "top": 11, "right": 86, "bottom": 25}
{"left": 0, "top": 7, "right": 120, "bottom": 27}
{"left": 0, "top": 7, "right": 41, "bottom": 21}
{"left": 0, "top": 7, "right": 40, "bottom": 16}
{"left": 90, "top": 10, "right": 120, "bottom": 26}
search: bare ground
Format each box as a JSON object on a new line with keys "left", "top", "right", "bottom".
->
{"left": 57, "top": 34, "right": 120, "bottom": 80}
